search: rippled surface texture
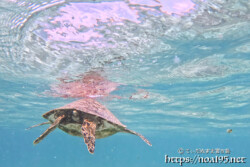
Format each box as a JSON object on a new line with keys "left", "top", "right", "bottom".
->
{"left": 0, "top": 0, "right": 250, "bottom": 166}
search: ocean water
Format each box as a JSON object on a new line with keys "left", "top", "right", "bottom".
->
{"left": 0, "top": 0, "right": 250, "bottom": 166}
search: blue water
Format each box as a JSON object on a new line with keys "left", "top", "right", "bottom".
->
{"left": 0, "top": 0, "right": 250, "bottom": 166}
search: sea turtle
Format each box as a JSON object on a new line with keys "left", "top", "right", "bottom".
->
{"left": 28, "top": 98, "right": 151, "bottom": 154}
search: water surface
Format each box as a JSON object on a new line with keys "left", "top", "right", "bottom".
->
{"left": 0, "top": 0, "right": 249, "bottom": 166}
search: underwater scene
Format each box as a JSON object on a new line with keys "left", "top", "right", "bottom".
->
{"left": 0, "top": 0, "right": 250, "bottom": 166}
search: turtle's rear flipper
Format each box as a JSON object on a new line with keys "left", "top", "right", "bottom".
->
{"left": 33, "top": 115, "right": 65, "bottom": 144}
{"left": 26, "top": 122, "right": 50, "bottom": 130}
{"left": 81, "top": 119, "right": 96, "bottom": 154}
{"left": 124, "top": 128, "right": 152, "bottom": 146}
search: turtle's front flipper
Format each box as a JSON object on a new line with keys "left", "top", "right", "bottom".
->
{"left": 81, "top": 119, "right": 96, "bottom": 154}
{"left": 26, "top": 122, "right": 50, "bottom": 130}
{"left": 33, "top": 115, "right": 65, "bottom": 145}
{"left": 124, "top": 128, "right": 152, "bottom": 146}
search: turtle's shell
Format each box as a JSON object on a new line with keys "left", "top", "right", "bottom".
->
{"left": 43, "top": 98, "right": 125, "bottom": 127}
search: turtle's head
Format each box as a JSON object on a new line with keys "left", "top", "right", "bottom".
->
{"left": 72, "top": 110, "right": 80, "bottom": 122}
{"left": 73, "top": 110, "right": 79, "bottom": 116}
